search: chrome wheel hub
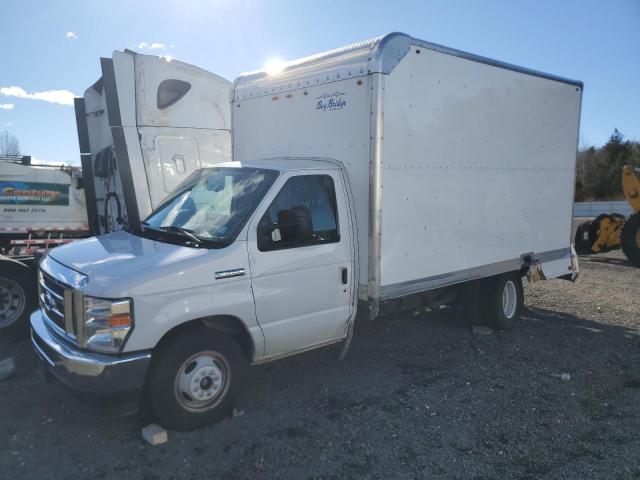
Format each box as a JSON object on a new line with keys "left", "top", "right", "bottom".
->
{"left": 0, "top": 277, "right": 26, "bottom": 329}
{"left": 175, "top": 352, "right": 230, "bottom": 412}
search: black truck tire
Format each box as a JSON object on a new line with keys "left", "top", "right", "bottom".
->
{"left": 147, "top": 326, "right": 248, "bottom": 431}
{"left": 0, "top": 259, "right": 37, "bottom": 339}
{"left": 621, "top": 212, "right": 640, "bottom": 267}
{"left": 574, "top": 220, "right": 594, "bottom": 255}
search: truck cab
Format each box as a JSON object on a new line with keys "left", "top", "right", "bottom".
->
{"left": 31, "top": 158, "right": 357, "bottom": 430}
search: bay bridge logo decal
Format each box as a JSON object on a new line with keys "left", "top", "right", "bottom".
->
{"left": 315, "top": 92, "right": 347, "bottom": 112}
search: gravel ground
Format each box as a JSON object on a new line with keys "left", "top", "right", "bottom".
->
{"left": 1, "top": 250, "right": 639, "bottom": 480}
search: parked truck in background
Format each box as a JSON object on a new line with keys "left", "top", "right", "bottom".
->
{"left": 0, "top": 156, "right": 88, "bottom": 336}
{"left": 75, "top": 48, "right": 232, "bottom": 236}
{"left": 0, "top": 49, "right": 232, "bottom": 337}
{"left": 31, "top": 33, "right": 582, "bottom": 430}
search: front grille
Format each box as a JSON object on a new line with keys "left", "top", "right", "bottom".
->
{"left": 39, "top": 271, "right": 73, "bottom": 337}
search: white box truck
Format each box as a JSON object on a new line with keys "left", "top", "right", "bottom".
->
{"left": 31, "top": 33, "right": 582, "bottom": 430}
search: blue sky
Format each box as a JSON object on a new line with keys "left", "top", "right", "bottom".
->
{"left": 0, "top": 0, "right": 638, "bottom": 165}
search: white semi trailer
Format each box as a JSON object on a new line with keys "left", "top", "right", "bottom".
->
{"left": 31, "top": 33, "right": 581, "bottom": 430}
{"left": 0, "top": 50, "right": 232, "bottom": 336}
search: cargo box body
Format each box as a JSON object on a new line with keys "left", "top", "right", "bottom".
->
{"left": 233, "top": 33, "right": 582, "bottom": 304}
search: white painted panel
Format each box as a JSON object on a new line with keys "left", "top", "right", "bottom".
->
{"left": 233, "top": 78, "right": 371, "bottom": 286}
{"left": 138, "top": 128, "right": 231, "bottom": 208}
{"left": 134, "top": 54, "right": 231, "bottom": 130}
{"left": 122, "top": 125, "right": 153, "bottom": 219}
{"left": 540, "top": 256, "right": 573, "bottom": 279}
{"left": 245, "top": 170, "right": 353, "bottom": 358}
{"left": 82, "top": 51, "right": 233, "bottom": 232}
{"left": 64, "top": 232, "right": 264, "bottom": 358}
{"left": 112, "top": 51, "right": 136, "bottom": 126}
{"left": 380, "top": 45, "right": 581, "bottom": 287}
{"left": 131, "top": 53, "right": 233, "bottom": 213}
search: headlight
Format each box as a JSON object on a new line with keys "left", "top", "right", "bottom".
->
{"left": 83, "top": 296, "right": 133, "bottom": 353}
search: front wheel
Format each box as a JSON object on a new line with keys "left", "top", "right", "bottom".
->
{"left": 0, "top": 261, "right": 36, "bottom": 339}
{"left": 480, "top": 273, "right": 524, "bottom": 330}
{"left": 147, "top": 327, "right": 248, "bottom": 431}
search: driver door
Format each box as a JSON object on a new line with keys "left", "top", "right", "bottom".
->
{"left": 247, "top": 171, "right": 354, "bottom": 359}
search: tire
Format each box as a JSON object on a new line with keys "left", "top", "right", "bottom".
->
{"left": 574, "top": 220, "right": 594, "bottom": 255}
{"left": 0, "top": 260, "right": 37, "bottom": 340}
{"left": 480, "top": 273, "right": 524, "bottom": 330}
{"left": 621, "top": 212, "right": 640, "bottom": 267}
{"left": 146, "top": 326, "right": 248, "bottom": 431}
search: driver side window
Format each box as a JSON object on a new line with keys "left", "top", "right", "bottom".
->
{"left": 258, "top": 175, "right": 339, "bottom": 251}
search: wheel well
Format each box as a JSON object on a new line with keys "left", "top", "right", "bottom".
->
{"left": 154, "top": 315, "right": 255, "bottom": 362}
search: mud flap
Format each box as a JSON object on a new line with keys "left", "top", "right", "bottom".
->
{"left": 339, "top": 316, "right": 355, "bottom": 361}
{"left": 568, "top": 244, "right": 580, "bottom": 281}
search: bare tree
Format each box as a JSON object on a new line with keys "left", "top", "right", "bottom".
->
{"left": 0, "top": 130, "right": 20, "bottom": 155}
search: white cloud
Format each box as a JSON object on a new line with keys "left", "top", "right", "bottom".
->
{"left": 0, "top": 103, "right": 13, "bottom": 110}
{"left": 0, "top": 86, "right": 76, "bottom": 106}
{"left": 137, "top": 41, "right": 172, "bottom": 51}
{"left": 66, "top": 31, "right": 78, "bottom": 39}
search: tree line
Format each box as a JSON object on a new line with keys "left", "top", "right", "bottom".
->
{"left": 575, "top": 129, "right": 640, "bottom": 201}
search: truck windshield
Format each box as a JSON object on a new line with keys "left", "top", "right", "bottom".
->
{"left": 142, "top": 167, "right": 278, "bottom": 247}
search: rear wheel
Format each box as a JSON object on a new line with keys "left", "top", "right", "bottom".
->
{"left": 0, "top": 261, "right": 36, "bottom": 339}
{"left": 147, "top": 327, "right": 248, "bottom": 431}
{"left": 621, "top": 212, "right": 640, "bottom": 267}
{"left": 480, "top": 273, "right": 524, "bottom": 330}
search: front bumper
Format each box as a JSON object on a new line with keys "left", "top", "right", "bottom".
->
{"left": 30, "top": 308, "right": 151, "bottom": 398}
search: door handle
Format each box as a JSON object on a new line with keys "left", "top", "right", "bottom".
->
{"left": 341, "top": 267, "right": 348, "bottom": 285}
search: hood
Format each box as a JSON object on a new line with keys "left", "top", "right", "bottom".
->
{"left": 49, "top": 231, "right": 242, "bottom": 297}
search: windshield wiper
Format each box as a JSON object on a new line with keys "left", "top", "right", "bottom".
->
{"left": 158, "top": 226, "right": 203, "bottom": 245}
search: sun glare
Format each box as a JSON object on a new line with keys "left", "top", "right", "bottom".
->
{"left": 264, "top": 57, "right": 287, "bottom": 75}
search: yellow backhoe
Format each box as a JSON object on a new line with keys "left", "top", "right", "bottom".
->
{"left": 574, "top": 165, "right": 640, "bottom": 267}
